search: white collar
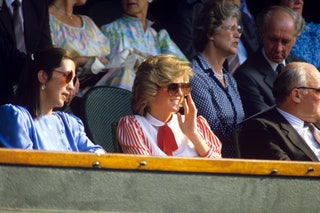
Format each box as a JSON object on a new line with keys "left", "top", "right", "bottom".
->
{"left": 145, "top": 112, "right": 176, "bottom": 127}
{"left": 261, "top": 48, "right": 285, "bottom": 71}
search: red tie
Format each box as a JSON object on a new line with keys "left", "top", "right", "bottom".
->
{"left": 157, "top": 124, "right": 178, "bottom": 156}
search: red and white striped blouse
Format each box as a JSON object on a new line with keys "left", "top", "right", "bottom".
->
{"left": 117, "top": 113, "right": 222, "bottom": 158}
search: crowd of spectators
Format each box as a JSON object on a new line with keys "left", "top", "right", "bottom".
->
{"left": 0, "top": 0, "right": 319, "bottom": 162}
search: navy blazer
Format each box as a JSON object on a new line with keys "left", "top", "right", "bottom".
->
{"left": 239, "top": 107, "right": 319, "bottom": 162}
{"left": 0, "top": 0, "right": 51, "bottom": 53}
{"left": 234, "top": 47, "right": 304, "bottom": 118}
{"left": 0, "top": 0, "right": 51, "bottom": 105}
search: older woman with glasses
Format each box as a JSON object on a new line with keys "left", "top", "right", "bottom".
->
{"left": 190, "top": 0, "right": 245, "bottom": 158}
{"left": 117, "top": 54, "right": 222, "bottom": 158}
{"left": 0, "top": 47, "right": 105, "bottom": 154}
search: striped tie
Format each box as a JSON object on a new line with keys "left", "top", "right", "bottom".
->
{"left": 12, "top": 0, "right": 26, "bottom": 53}
{"left": 227, "top": 54, "right": 240, "bottom": 74}
{"left": 305, "top": 123, "right": 320, "bottom": 144}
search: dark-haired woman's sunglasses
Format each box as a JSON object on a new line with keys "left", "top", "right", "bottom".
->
{"left": 167, "top": 83, "right": 191, "bottom": 96}
{"left": 53, "top": 70, "right": 74, "bottom": 84}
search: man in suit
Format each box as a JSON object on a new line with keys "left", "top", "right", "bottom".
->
{"left": 234, "top": 5, "right": 305, "bottom": 118}
{"left": 0, "top": 0, "right": 52, "bottom": 105}
{"left": 239, "top": 62, "right": 320, "bottom": 161}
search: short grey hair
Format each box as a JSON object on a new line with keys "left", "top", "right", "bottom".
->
{"left": 273, "top": 62, "right": 309, "bottom": 104}
{"left": 192, "top": 0, "right": 240, "bottom": 52}
{"left": 256, "top": 5, "right": 305, "bottom": 37}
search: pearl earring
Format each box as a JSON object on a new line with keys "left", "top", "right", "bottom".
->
{"left": 41, "top": 84, "right": 46, "bottom": 90}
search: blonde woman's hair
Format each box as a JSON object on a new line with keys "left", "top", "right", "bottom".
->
{"left": 131, "top": 54, "right": 194, "bottom": 116}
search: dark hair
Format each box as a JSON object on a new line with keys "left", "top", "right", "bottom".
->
{"left": 192, "top": 0, "right": 240, "bottom": 52}
{"left": 14, "top": 47, "right": 74, "bottom": 118}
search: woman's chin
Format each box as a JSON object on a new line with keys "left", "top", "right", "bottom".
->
{"left": 56, "top": 101, "right": 65, "bottom": 108}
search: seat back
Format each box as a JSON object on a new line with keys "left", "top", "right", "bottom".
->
{"left": 82, "top": 86, "right": 133, "bottom": 152}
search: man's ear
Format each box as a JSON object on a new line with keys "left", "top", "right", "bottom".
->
{"left": 38, "top": 70, "right": 48, "bottom": 84}
{"left": 291, "top": 88, "right": 301, "bottom": 103}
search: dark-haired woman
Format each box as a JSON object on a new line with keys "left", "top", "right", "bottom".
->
{"left": 0, "top": 47, "right": 105, "bottom": 153}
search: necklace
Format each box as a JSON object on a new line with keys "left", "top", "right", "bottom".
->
{"left": 195, "top": 55, "right": 224, "bottom": 81}
{"left": 52, "top": 4, "right": 73, "bottom": 20}
{"left": 213, "top": 69, "right": 224, "bottom": 80}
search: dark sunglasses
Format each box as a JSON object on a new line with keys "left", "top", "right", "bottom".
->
{"left": 53, "top": 70, "right": 75, "bottom": 84}
{"left": 167, "top": 83, "right": 191, "bottom": 96}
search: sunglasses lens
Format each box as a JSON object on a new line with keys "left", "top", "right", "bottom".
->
{"left": 73, "top": 76, "right": 77, "bottom": 85}
{"left": 167, "top": 83, "right": 191, "bottom": 95}
{"left": 66, "top": 72, "right": 73, "bottom": 83}
{"left": 168, "top": 83, "right": 179, "bottom": 94}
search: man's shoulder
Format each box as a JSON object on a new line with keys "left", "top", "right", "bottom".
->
{"left": 235, "top": 50, "right": 265, "bottom": 75}
{"left": 287, "top": 54, "right": 307, "bottom": 63}
{"left": 242, "top": 107, "right": 278, "bottom": 124}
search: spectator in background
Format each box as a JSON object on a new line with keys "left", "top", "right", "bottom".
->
{"left": 225, "top": 0, "right": 261, "bottom": 74}
{"left": 0, "top": 47, "right": 105, "bottom": 154}
{"left": 0, "top": 0, "right": 52, "bottom": 105}
{"left": 190, "top": 0, "right": 245, "bottom": 158}
{"left": 234, "top": 6, "right": 305, "bottom": 118}
{"left": 117, "top": 54, "right": 222, "bottom": 158}
{"left": 49, "top": 0, "right": 111, "bottom": 117}
{"left": 277, "top": 0, "right": 320, "bottom": 69}
{"left": 149, "top": 0, "right": 204, "bottom": 61}
{"left": 100, "top": 0, "right": 187, "bottom": 61}
{"left": 239, "top": 62, "right": 320, "bottom": 161}
{"left": 49, "top": 0, "right": 110, "bottom": 91}
{"left": 150, "top": 0, "right": 260, "bottom": 71}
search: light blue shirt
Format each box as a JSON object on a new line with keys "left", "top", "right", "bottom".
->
{"left": 0, "top": 104, "right": 105, "bottom": 153}
{"left": 237, "top": 39, "right": 247, "bottom": 65}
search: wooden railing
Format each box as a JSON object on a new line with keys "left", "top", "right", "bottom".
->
{"left": 1, "top": 148, "right": 320, "bottom": 212}
{"left": 0, "top": 148, "right": 319, "bottom": 177}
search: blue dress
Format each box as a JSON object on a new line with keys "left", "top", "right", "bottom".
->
{"left": 0, "top": 104, "right": 104, "bottom": 153}
{"left": 291, "top": 22, "right": 320, "bottom": 69}
{"left": 191, "top": 54, "right": 245, "bottom": 158}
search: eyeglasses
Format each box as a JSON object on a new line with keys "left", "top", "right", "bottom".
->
{"left": 53, "top": 70, "right": 74, "bottom": 84}
{"left": 167, "top": 83, "right": 191, "bottom": 96}
{"left": 221, "top": 24, "right": 243, "bottom": 34}
{"left": 288, "top": 0, "right": 303, "bottom": 3}
{"left": 296, "top": 87, "right": 320, "bottom": 93}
